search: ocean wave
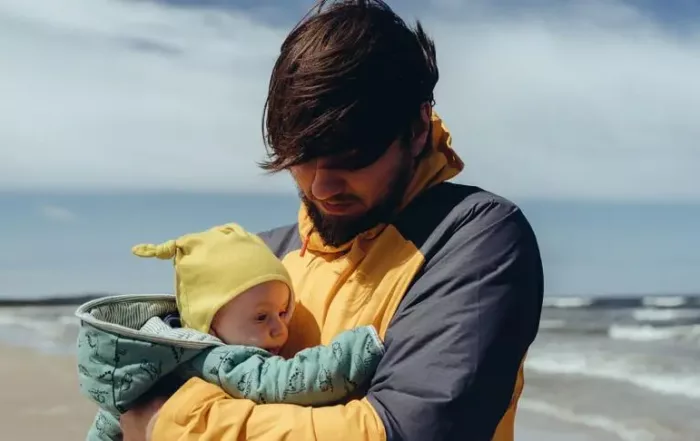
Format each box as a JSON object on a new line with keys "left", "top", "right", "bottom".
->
{"left": 525, "top": 351, "right": 700, "bottom": 401}
{"left": 609, "top": 324, "right": 700, "bottom": 342}
{"left": 543, "top": 297, "right": 595, "bottom": 308}
{"left": 538, "top": 319, "right": 569, "bottom": 330}
{"left": 538, "top": 305, "right": 700, "bottom": 339}
{"left": 631, "top": 308, "right": 700, "bottom": 322}
{"left": 519, "top": 398, "right": 657, "bottom": 441}
{"left": 0, "top": 308, "right": 78, "bottom": 353}
{"left": 543, "top": 295, "right": 700, "bottom": 310}
{"left": 642, "top": 296, "right": 689, "bottom": 308}
{"left": 0, "top": 313, "right": 68, "bottom": 337}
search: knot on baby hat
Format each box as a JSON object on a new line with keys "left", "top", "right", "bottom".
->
{"left": 131, "top": 240, "right": 178, "bottom": 259}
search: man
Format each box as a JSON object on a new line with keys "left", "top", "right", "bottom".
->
{"left": 121, "top": 1, "right": 544, "bottom": 440}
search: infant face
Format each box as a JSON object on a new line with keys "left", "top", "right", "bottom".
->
{"left": 209, "top": 280, "right": 291, "bottom": 354}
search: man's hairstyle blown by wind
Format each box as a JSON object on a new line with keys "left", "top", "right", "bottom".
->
{"left": 260, "top": 0, "right": 439, "bottom": 172}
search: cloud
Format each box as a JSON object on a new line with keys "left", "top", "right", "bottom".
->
{"left": 37, "top": 204, "right": 77, "bottom": 223}
{"left": 0, "top": 0, "right": 293, "bottom": 193}
{"left": 0, "top": 0, "right": 698, "bottom": 201}
{"left": 426, "top": 1, "right": 700, "bottom": 201}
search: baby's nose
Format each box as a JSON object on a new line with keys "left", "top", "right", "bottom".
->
{"left": 271, "top": 320, "right": 288, "bottom": 340}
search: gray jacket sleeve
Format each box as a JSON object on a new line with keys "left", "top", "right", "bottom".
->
{"left": 366, "top": 200, "right": 544, "bottom": 441}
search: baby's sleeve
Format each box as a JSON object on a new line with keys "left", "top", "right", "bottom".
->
{"left": 86, "top": 409, "right": 122, "bottom": 441}
{"left": 192, "top": 325, "right": 385, "bottom": 406}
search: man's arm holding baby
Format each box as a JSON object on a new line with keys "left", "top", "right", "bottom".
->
{"left": 189, "top": 325, "right": 384, "bottom": 406}
{"left": 122, "top": 204, "right": 543, "bottom": 441}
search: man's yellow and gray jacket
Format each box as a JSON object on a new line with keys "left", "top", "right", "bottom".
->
{"left": 149, "top": 112, "right": 545, "bottom": 441}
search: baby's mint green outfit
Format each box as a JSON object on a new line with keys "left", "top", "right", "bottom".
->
{"left": 75, "top": 294, "right": 385, "bottom": 441}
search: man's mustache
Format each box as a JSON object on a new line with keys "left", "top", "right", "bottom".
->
{"left": 320, "top": 195, "right": 361, "bottom": 204}
{"left": 301, "top": 192, "right": 361, "bottom": 205}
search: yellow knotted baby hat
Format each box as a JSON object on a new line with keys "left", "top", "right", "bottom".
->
{"left": 132, "top": 223, "right": 295, "bottom": 334}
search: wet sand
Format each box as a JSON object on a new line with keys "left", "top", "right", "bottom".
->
{"left": 0, "top": 344, "right": 96, "bottom": 440}
{"left": 0, "top": 342, "right": 616, "bottom": 440}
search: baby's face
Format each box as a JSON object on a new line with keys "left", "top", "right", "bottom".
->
{"left": 209, "top": 280, "right": 291, "bottom": 354}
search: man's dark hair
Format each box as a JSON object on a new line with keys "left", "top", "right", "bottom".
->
{"left": 260, "top": 0, "right": 438, "bottom": 172}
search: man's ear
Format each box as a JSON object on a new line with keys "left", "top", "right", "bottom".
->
{"left": 410, "top": 102, "right": 432, "bottom": 158}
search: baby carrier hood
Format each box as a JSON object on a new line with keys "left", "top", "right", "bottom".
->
{"left": 74, "top": 294, "right": 220, "bottom": 416}
{"left": 75, "top": 293, "right": 223, "bottom": 349}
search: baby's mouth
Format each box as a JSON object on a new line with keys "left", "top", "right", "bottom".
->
{"left": 268, "top": 347, "right": 281, "bottom": 355}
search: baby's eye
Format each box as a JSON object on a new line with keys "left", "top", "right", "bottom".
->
{"left": 279, "top": 310, "right": 288, "bottom": 318}
{"left": 256, "top": 314, "right": 267, "bottom": 322}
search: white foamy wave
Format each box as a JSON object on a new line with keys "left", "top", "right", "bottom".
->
{"left": 519, "top": 398, "right": 656, "bottom": 441}
{"left": 609, "top": 324, "right": 700, "bottom": 342}
{"left": 631, "top": 308, "right": 700, "bottom": 322}
{"left": 59, "top": 315, "right": 79, "bottom": 326}
{"left": 0, "top": 309, "right": 78, "bottom": 353}
{"left": 538, "top": 319, "right": 568, "bottom": 330}
{"left": 0, "top": 313, "right": 64, "bottom": 337}
{"left": 642, "top": 296, "right": 687, "bottom": 308}
{"left": 525, "top": 351, "right": 700, "bottom": 400}
{"left": 543, "top": 297, "right": 594, "bottom": 308}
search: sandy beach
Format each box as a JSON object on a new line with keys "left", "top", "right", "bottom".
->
{"left": 0, "top": 340, "right": 621, "bottom": 441}
{"left": 0, "top": 344, "right": 97, "bottom": 440}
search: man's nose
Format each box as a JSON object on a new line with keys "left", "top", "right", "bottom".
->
{"left": 310, "top": 167, "right": 345, "bottom": 201}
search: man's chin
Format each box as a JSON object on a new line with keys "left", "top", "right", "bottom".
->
{"left": 317, "top": 211, "right": 364, "bottom": 225}
{"left": 302, "top": 195, "right": 389, "bottom": 247}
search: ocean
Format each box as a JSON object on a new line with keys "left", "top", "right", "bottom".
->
{"left": 1, "top": 296, "right": 699, "bottom": 440}
{"left": 1, "top": 192, "right": 699, "bottom": 440}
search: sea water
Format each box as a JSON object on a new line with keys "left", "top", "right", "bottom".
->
{"left": 1, "top": 192, "right": 700, "bottom": 440}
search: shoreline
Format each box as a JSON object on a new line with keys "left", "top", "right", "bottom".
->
{"left": 516, "top": 408, "right": 623, "bottom": 441}
{"left": 0, "top": 342, "right": 615, "bottom": 441}
{"left": 2, "top": 292, "right": 699, "bottom": 307}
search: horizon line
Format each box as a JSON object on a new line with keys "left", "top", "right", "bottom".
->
{"left": 1, "top": 190, "right": 700, "bottom": 205}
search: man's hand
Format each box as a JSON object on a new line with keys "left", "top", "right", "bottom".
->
{"left": 120, "top": 397, "right": 167, "bottom": 441}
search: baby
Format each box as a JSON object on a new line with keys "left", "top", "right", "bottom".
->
{"left": 76, "top": 223, "right": 384, "bottom": 441}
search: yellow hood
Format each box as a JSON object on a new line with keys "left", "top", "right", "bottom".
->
{"left": 298, "top": 110, "right": 464, "bottom": 254}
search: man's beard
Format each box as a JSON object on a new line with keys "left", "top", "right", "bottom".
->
{"left": 300, "top": 160, "right": 413, "bottom": 248}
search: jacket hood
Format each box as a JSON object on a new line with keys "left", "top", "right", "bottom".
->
{"left": 297, "top": 110, "right": 464, "bottom": 255}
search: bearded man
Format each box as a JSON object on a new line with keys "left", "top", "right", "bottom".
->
{"left": 120, "top": 1, "right": 544, "bottom": 440}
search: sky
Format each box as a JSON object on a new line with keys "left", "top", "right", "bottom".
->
{"left": 1, "top": 0, "right": 699, "bottom": 201}
{"left": 1, "top": 0, "right": 700, "bottom": 298}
